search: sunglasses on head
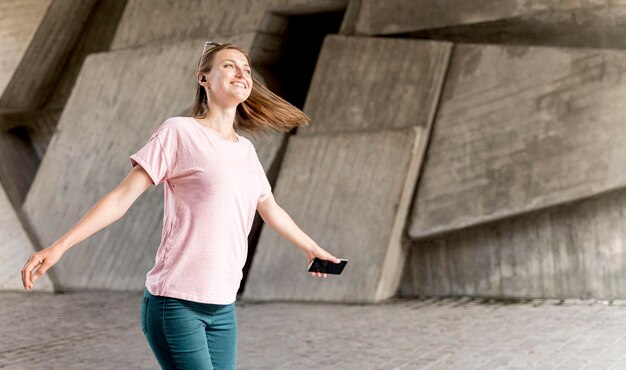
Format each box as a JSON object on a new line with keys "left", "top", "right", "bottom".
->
{"left": 198, "top": 41, "right": 223, "bottom": 68}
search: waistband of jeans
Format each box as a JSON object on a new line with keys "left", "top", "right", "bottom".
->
{"left": 143, "top": 287, "right": 236, "bottom": 308}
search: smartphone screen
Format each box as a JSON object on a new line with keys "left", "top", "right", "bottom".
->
{"left": 307, "top": 258, "right": 348, "bottom": 275}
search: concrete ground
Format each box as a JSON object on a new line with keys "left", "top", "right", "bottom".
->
{"left": 2, "top": 291, "right": 626, "bottom": 369}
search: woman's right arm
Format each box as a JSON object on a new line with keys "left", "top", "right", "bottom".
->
{"left": 21, "top": 165, "right": 154, "bottom": 290}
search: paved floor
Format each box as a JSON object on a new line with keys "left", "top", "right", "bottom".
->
{"left": 2, "top": 291, "right": 626, "bottom": 369}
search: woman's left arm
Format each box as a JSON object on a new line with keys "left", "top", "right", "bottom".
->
{"left": 256, "top": 193, "right": 341, "bottom": 278}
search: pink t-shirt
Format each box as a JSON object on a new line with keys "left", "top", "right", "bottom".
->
{"left": 129, "top": 116, "right": 271, "bottom": 304}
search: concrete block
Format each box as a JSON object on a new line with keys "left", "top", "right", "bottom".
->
{"left": 46, "top": 0, "right": 129, "bottom": 110}
{"left": 356, "top": 0, "right": 523, "bottom": 35}
{"left": 300, "top": 35, "right": 451, "bottom": 135}
{"left": 338, "top": 0, "right": 362, "bottom": 35}
{"left": 354, "top": 0, "right": 626, "bottom": 49}
{"left": 22, "top": 34, "right": 261, "bottom": 291}
{"left": 0, "top": 0, "right": 51, "bottom": 102}
{"left": 401, "top": 188, "right": 626, "bottom": 299}
{"left": 0, "top": 0, "right": 98, "bottom": 109}
{"left": 111, "top": 0, "right": 346, "bottom": 50}
{"left": 244, "top": 127, "right": 424, "bottom": 303}
{"left": 410, "top": 43, "right": 626, "bottom": 238}
{"left": 0, "top": 184, "right": 53, "bottom": 291}
{"left": 356, "top": 0, "right": 590, "bottom": 34}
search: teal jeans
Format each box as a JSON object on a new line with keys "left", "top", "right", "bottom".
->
{"left": 140, "top": 288, "right": 237, "bottom": 370}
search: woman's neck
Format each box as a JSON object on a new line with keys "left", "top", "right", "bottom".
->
{"left": 197, "top": 104, "right": 238, "bottom": 138}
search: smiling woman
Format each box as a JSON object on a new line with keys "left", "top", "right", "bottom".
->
{"left": 192, "top": 42, "right": 310, "bottom": 138}
{"left": 21, "top": 40, "right": 342, "bottom": 370}
{"left": 130, "top": 42, "right": 344, "bottom": 369}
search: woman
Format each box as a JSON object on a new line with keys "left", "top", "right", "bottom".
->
{"left": 21, "top": 41, "right": 340, "bottom": 369}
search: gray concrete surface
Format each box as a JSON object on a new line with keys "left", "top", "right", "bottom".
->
{"left": 356, "top": 0, "right": 551, "bottom": 35}
{"left": 299, "top": 35, "right": 451, "bottom": 135}
{"left": 245, "top": 128, "right": 424, "bottom": 303}
{"left": 44, "top": 0, "right": 128, "bottom": 111}
{"left": 410, "top": 43, "right": 626, "bottom": 239}
{"left": 0, "top": 185, "right": 53, "bottom": 292}
{"left": 0, "top": 0, "right": 97, "bottom": 110}
{"left": 354, "top": 0, "right": 626, "bottom": 49}
{"left": 0, "top": 0, "right": 51, "bottom": 104}
{"left": 110, "top": 0, "right": 347, "bottom": 50}
{"left": 3, "top": 290, "right": 626, "bottom": 369}
{"left": 245, "top": 34, "right": 451, "bottom": 303}
{"left": 402, "top": 187, "right": 626, "bottom": 300}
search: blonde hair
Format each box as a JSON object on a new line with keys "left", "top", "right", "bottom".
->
{"left": 192, "top": 43, "right": 310, "bottom": 137}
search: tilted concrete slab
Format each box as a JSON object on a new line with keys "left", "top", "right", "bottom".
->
{"left": 45, "top": 0, "right": 129, "bottom": 111}
{"left": 0, "top": 0, "right": 98, "bottom": 110}
{"left": 410, "top": 43, "right": 626, "bottom": 239}
{"left": 22, "top": 34, "right": 270, "bottom": 291}
{"left": 0, "top": 184, "right": 53, "bottom": 291}
{"left": 244, "top": 128, "right": 424, "bottom": 303}
{"left": 111, "top": 0, "right": 348, "bottom": 50}
{"left": 245, "top": 35, "right": 448, "bottom": 302}
{"left": 355, "top": 0, "right": 606, "bottom": 34}
{"left": 355, "top": 0, "right": 626, "bottom": 49}
{"left": 299, "top": 35, "right": 451, "bottom": 135}
{"left": 401, "top": 187, "right": 626, "bottom": 300}
{"left": 0, "top": 0, "right": 51, "bottom": 104}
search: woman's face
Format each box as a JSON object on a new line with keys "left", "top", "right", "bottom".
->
{"left": 203, "top": 49, "right": 253, "bottom": 105}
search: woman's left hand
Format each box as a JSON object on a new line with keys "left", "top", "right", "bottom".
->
{"left": 306, "top": 245, "right": 341, "bottom": 279}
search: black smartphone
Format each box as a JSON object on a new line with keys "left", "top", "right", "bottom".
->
{"left": 307, "top": 258, "right": 348, "bottom": 275}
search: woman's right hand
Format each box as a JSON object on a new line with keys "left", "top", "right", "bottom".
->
{"left": 21, "top": 245, "right": 64, "bottom": 290}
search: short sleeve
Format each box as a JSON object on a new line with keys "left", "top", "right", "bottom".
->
{"left": 129, "top": 120, "right": 176, "bottom": 185}
{"left": 257, "top": 157, "right": 272, "bottom": 203}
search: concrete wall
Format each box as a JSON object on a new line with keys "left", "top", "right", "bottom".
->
{"left": 110, "top": 0, "right": 347, "bottom": 50}
{"left": 0, "top": 0, "right": 97, "bottom": 110}
{"left": 299, "top": 36, "right": 450, "bottom": 135}
{"left": 401, "top": 187, "right": 626, "bottom": 299}
{"left": 0, "top": 184, "right": 53, "bottom": 291}
{"left": 354, "top": 0, "right": 626, "bottom": 49}
{"left": 356, "top": 0, "right": 616, "bottom": 34}
{"left": 244, "top": 35, "right": 450, "bottom": 302}
{"left": 410, "top": 43, "right": 626, "bottom": 239}
{"left": 5, "top": 0, "right": 626, "bottom": 301}
{"left": 0, "top": 0, "right": 126, "bottom": 252}
{"left": 344, "top": 0, "right": 626, "bottom": 299}
{"left": 245, "top": 128, "right": 424, "bottom": 302}
{"left": 0, "top": 0, "right": 51, "bottom": 104}
{"left": 4, "top": 0, "right": 347, "bottom": 294}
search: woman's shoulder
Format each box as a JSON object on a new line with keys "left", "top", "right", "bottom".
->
{"left": 153, "top": 116, "right": 194, "bottom": 135}
{"left": 162, "top": 116, "right": 190, "bottom": 129}
{"left": 142, "top": 117, "right": 189, "bottom": 144}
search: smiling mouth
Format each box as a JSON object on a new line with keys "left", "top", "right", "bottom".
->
{"left": 232, "top": 81, "right": 247, "bottom": 88}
